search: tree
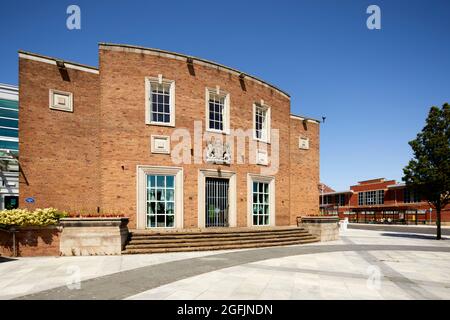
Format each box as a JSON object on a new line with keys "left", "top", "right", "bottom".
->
{"left": 403, "top": 103, "right": 450, "bottom": 239}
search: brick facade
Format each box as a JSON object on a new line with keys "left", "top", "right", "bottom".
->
{"left": 290, "top": 117, "right": 320, "bottom": 224}
{"left": 19, "top": 56, "right": 100, "bottom": 213}
{"left": 320, "top": 178, "right": 450, "bottom": 224}
{"left": 0, "top": 226, "right": 60, "bottom": 257}
{"left": 18, "top": 44, "right": 320, "bottom": 230}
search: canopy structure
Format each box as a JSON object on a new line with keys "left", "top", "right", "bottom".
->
{"left": 0, "top": 149, "right": 19, "bottom": 172}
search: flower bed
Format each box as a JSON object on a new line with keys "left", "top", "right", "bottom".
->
{"left": 0, "top": 209, "right": 130, "bottom": 257}
{"left": 67, "top": 213, "right": 126, "bottom": 218}
{"left": 0, "top": 208, "right": 68, "bottom": 229}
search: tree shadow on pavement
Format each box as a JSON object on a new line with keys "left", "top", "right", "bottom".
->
{"left": 0, "top": 256, "right": 17, "bottom": 263}
{"left": 381, "top": 232, "right": 448, "bottom": 240}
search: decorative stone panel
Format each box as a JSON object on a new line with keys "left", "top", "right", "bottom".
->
{"left": 59, "top": 218, "right": 129, "bottom": 256}
{"left": 298, "top": 216, "right": 339, "bottom": 241}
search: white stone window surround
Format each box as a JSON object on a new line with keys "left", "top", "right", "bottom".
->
{"left": 49, "top": 89, "right": 73, "bottom": 112}
{"left": 205, "top": 87, "right": 230, "bottom": 135}
{"left": 198, "top": 169, "right": 236, "bottom": 228}
{"left": 145, "top": 76, "right": 176, "bottom": 127}
{"left": 253, "top": 102, "right": 271, "bottom": 143}
{"left": 136, "top": 165, "right": 183, "bottom": 230}
{"left": 247, "top": 174, "right": 275, "bottom": 227}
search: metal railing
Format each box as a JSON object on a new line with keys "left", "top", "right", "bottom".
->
{"left": 205, "top": 178, "right": 229, "bottom": 227}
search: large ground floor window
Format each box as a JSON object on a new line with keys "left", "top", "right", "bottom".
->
{"left": 137, "top": 166, "right": 183, "bottom": 230}
{"left": 247, "top": 174, "right": 275, "bottom": 227}
{"left": 252, "top": 181, "right": 270, "bottom": 226}
{"left": 147, "top": 175, "right": 175, "bottom": 228}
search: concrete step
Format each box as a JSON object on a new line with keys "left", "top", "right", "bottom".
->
{"left": 128, "top": 232, "right": 313, "bottom": 245}
{"left": 130, "top": 226, "right": 303, "bottom": 236}
{"left": 129, "top": 228, "right": 309, "bottom": 240}
{"left": 122, "top": 237, "right": 319, "bottom": 254}
{"left": 125, "top": 235, "right": 317, "bottom": 249}
{"left": 129, "top": 230, "right": 309, "bottom": 241}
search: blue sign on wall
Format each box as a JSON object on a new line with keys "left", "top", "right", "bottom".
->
{"left": 25, "top": 197, "right": 35, "bottom": 203}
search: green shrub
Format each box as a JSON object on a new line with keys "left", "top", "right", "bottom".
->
{"left": 0, "top": 208, "right": 68, "bottom": 228}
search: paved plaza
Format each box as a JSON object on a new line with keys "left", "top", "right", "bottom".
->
{"left": 1, "top": 227, "right": 449, "bottom": 300}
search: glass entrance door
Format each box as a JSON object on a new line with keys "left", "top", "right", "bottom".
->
{"left": 205, "top": 178, "right": 229, "bottom": 227}
{"left": 4, "top": 196, "right": 18, "bottom": 210}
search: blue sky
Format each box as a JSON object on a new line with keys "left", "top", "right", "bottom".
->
{"left": 1, "top": 0, "right": 449, "bottom": 190}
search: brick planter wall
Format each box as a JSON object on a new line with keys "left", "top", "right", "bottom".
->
{"left": 0, "top": 226, "right": 61, "bottom": 257}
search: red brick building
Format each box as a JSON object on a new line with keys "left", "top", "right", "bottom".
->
{"left": 320, "top": 178, "right": 450, "bottom": 224}
{"left": 18, "top": 43, "right": 320, "bottom": 230}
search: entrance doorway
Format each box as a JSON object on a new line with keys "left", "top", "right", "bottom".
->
{"left": 205, "top": 178, "right": 229, "bottom": 227}
{"left": 4, "top": 195, "right": 18, "bottom": 210}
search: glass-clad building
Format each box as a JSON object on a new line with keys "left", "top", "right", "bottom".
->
{"left": 0, "top": 83, "right": 19, "bottom": 209}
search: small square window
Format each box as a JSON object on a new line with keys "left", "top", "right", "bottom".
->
{"left": 49, "top": 89, "right": 73, "bottom": 112}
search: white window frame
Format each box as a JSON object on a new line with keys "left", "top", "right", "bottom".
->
{"left": 247, "top": 174, "right": 275, "bottom": 227}
{"left": 253, "top": 103, "right": 271, "bottom": 143}
{"left": 145, "top": 77, "right": 175, "bottom": 127}
{"left": 136, "top": 165, "right": 183, "bottom": 230}
{"left": 358, "top": 190, "right": 384, "bottom": 206}
{"left": 205, "top": 88, "right": 230, "bottom": 134}
{"left": 49, "top": 89, "right": 73, "bottom": 112}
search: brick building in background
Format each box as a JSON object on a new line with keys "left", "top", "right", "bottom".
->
{"left": 18, "top": 43, "right": 320, "bottom": 230}
{"left": 320, "top": 178, "right": 450, "bottom": 225}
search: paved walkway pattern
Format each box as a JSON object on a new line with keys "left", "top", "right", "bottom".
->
{"left": 1, "top": 228, "right": 449, "bottom": 300}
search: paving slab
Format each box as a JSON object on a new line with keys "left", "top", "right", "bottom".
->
{"left": 1, "top": 229, "right": 450, "bottom": 300}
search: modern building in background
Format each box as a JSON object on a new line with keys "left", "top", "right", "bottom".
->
{"left": 0, "top": 84, "right": 19, "bottom": 209}
{"left": 320, "top": 178, "right": 450, "bottom": 225}
{"left": 18, "top": 43, "right": 320, "bottom": 230}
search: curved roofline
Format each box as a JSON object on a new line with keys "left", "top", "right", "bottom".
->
{"left": 290, "top": 114, "right": 321, "bottom": 123}
{"left": 98, "top": 43, "right": 290, "bottom": 99}
{"left": 18, "top": 50, "right": 99, "bottom": 73}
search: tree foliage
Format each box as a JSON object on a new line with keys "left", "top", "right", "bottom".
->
{"left": 403, "top": 103, "right": 450, "bottom": 239}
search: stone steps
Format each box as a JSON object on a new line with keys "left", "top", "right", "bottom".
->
{"left": 123, "top": 238, "right": 318, "bottom": 254}
{"left": 128, "top": 233, "right": 312, "bottom": 245}
{"left": 129, "top": 230, "right": 310, "bottom": 242}
{"left": 122, "top": 227, "right": 319, "bottom": 254}
{"left": 126, "top": 235, "right": 316, "bottom": 249}
{"left": 130, "top": 227, "right": 305, "bottom": 238}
